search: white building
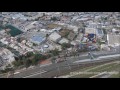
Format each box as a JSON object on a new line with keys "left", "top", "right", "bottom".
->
{"left": 67, "top": 25, "right": 79, "bottom": 34}
{"left": 0, "top": 38, "right": 9, "bottom": 45}
{"left": 107, "top": 34, "right": 120, "bottom": 46}
{"left": 85, "top": 28, "right": 96, "bottom": 34}
{"left": 49, "top": 31, "right": 61, "bottom": 42}
{"left": 59, "top": 38, "right": 69, "bottom": 44}
{"left": 0, "top": 48, "right": 15, "bottom": 70}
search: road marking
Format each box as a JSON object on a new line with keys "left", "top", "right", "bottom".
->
{"left": 98, "top": 54, "right": 120, "bottom": 59}
{"left": 73, "top": 54, "right": 120, "bottom": 63}
{"left": 90, "top": 72, "right": 108, "bottom": 78}
{"left": 14, "top": 72, "right": 20, "bottom": 74}
{"left": 23, "top": 70, "right": 47, "bottom": 78}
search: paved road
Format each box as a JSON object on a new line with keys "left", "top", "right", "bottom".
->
{"left": 0, "top": 49, "right": 120, "bottom": 78}
{"left": 90, "top": 72, "right": 112, "bottom": 78}
{"left": 6, "top": 54, "right": 120, "bottom": 78}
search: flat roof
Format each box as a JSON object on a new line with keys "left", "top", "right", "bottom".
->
{"left": 31, "top": 35, "right": 45, "bottom": 43}
{"left": 107, "top": 34, "right": 120, "bottom": 45}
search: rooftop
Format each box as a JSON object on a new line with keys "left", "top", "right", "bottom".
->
{"left": 31, "top": 35, "right": 46, "bottom": 44}
{"left": 49, "top": 31, "right": 61, "bottom": 42}
{"left": 107, "top": 34, "right": 120, "bottom": 46}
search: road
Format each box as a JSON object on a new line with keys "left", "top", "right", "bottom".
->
{"left": 90, "top": 72, "right": 112, "bottom": 78}
{"left": 0, "top": 49, "right": 120, "bottom": 78}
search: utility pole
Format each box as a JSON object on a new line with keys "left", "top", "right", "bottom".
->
{"left": 88, "top": 50, "right": 94, "bottom": 60}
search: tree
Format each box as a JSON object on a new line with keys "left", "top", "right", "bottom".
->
{"left": 49, "top": 49, "right": 60, "bottom": 56}
{"left": 61, "top": 43, "right": 71, "bottom": 50}
{"left": 24, "top": 59, "right": 31, "bottom": 68}
{"left": 17, "top": 37, "right": 21, "bottom": 42}
{"left": 33, "top": 43, "right": 37, "bottom": 46}
{"left": 31, "top": 59, "right": 38, "bottom": 65}
{"left": 26, "top": 52, "right": 34, "bottom": 57}
{"left": 12, "top": 60, "right": 22, "bottom": 67}
{"left": 51, "top": 17, "right": 58, "bottom": 21}
{"left": 43, "top": 13, "right": 45, "bottom": 16}
{"left": 51, "top": 57, "right": 56, "bottom": 63}
{"left": 103, "top": 28, "right": 107, "bottom": 34}
{"left": 46, "top": 34, "right": 49, "bottom": 38}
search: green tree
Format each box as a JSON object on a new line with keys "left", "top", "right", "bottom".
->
{"left": 33, "top": 43, "right": 37, "bottom": 46}
{"left": 24, "top": 59, "right": 31, "bottom": 68}
{"left": 26, "top": 52, "right": 34, "bottom": 57}
{"left": 46, "top": 34, "right": 49, "bottom": 38}
{"left": 103, "top": 28, "right": 107, "bottom": 34}
{"left": 49, "top": 49, "right": 60, "bottom": 56}
{"left": 12, "top": 60, "right": 22, "bottom": 67}
{"left": 31, "top": 59, "right": 37, "bottom": 65}
{"left": 51, "top": 17, "right": 58, "bottom": 21}
{"left": 61, "top": 43, "right": 71, "bottom": 50}
{"left": 51, "top": 57, "right": 56, "bottom": 63}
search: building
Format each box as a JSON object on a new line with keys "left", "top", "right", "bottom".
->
{"left": 30, "top": 35, "right": 46, "bottom": 45}
{"left": 96, "top": 29, "right": 104, "bottom": 38}
{"left": 75, "top": 33, "right": 83, "bottom": 42}
{"left": 85, "top": 28, "right": 96, "bottom": 34}
{"left": 67, "top": 32, "right": 76, "bottom": 41}
{"left": 70, "top": 41, "right": 79, "bottom": 46}
{"left": 48, "top": 31, "right": 61, "bottom": 42}
{"left": 67, "top": 25, "right": 79, "bottom": 34}
{"left": 85, "top": 27, "right": 104, "bottom": 39}
{"left": 107, "top": 34, "right": 120, "bottom": 46}
{"left": 24, "top": 23, "right": 35, "bottom": 31}
{"left": 0, "top": 48, "right": 15, "bottom": 70}
{"left": 58, "top": 38, "right": 69, "bottom": 44}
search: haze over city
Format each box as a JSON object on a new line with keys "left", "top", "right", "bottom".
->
{"left": 0, "top": 12, "right": 120, "bottom": 78}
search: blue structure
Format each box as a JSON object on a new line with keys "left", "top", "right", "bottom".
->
{"left": 88, "top": 34, "right": 95, "bottom": 41}
{"left": 31, "top": 35, "right": 46, "bottom": 44}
